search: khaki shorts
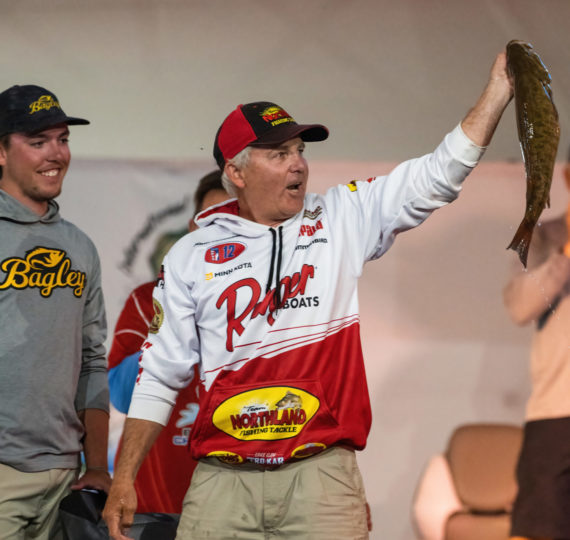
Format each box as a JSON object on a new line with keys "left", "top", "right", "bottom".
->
{"left": 176, "top": 446, "right": 369, "bottom": 540}
{"left": 0, "top": 463, "right": 77, "bottom": 540}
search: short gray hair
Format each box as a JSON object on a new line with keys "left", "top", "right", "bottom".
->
{"left": 221, "top": 146, "right": 252, "bottom": 198}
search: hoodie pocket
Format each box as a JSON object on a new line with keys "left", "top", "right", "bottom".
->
{"left": 191, "top": 378, "right": 339, "bottom": 447}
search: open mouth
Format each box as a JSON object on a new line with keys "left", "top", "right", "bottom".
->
{"left": 287, "top": 182, "right": 302, "bottom": 192}
{"left": 39, "top": 169, "right": 59, "bottom": 177}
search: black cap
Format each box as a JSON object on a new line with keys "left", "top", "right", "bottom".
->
{"left": 213, "top": 101, "right": 328, "bottom": 169}
{"left": 0, "top": 85, "right": 89, "bottom": 137}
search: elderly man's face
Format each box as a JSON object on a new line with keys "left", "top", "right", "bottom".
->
{"left": 232, "top": 137, "right": 308, "bottom": 227}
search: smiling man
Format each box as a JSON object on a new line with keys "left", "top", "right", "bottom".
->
{"left": 105, "top": 51, "right": 514, "bottom": 540}
{"left": 0, "top": 85, "right": 110, "bottom": 540}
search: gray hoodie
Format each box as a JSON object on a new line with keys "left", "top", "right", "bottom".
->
{"left": 0, "top": 190, "right": 109, "bottom": 472}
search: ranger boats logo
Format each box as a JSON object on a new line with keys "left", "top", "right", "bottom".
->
{"left": 212, "top": 386, "right": 320, "bottom": 441}
{"left": 216, "top": 264, "right": 315, "bottom": 351}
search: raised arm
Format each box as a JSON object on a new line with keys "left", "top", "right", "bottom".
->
{"left": 461, "top": 51, "right": 513, "bottom": 147}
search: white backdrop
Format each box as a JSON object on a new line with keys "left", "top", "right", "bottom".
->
{"left": 1, "top": 0, "right": 570, "bottom": 163}
{"left": 4, "top": 1, "right": 570, "bottom": 537}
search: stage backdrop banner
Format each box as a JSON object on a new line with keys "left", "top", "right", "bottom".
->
{"left": 58, "top": 158, "right": 568, "bottom": 539}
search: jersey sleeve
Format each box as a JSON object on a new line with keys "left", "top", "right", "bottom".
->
{"left": 323, "top": 124, "right": 485, "bottom": 273}
{"left": 128, "top": 244, "right": 200, "bottom": 426}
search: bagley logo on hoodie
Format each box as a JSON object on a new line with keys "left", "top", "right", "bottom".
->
{"left": 216, "top": 264, "right": 315, "bottom": 351}
{"left": 0, "top": 247, "right": 86, "bottom": 297}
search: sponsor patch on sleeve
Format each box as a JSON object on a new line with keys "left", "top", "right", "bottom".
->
{"left": 345, "top": 177, "right": 376, "bottom": 192}
{"left": 346, "top": 180, "right": 358, "bottom": 192}
{"left": 148, "top": 298, "right": 164, "bottom": 334}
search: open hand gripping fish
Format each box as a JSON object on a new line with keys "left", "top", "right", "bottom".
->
{"left": 506, "top": 40, "right": 560, "bottom": 267}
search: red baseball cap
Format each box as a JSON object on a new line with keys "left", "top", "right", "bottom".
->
{"left": 213, "top": 101, "right": 328, "bottom": 169}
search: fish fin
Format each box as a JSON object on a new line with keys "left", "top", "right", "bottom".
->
{"left": 507, "top": 220, "right": 534, "bottom": 268}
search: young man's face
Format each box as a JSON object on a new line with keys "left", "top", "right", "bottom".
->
{"left": 0, "top": 123, "right": 71, "bottom": 215}
{"left": 231, "top": 137, "right": 309, "bottom": 227}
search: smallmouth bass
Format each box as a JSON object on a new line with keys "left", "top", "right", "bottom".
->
{"left": 506, "top": 40, "right": 560, "bottom": 267}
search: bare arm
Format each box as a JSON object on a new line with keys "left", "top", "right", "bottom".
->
{"left": 504, "top": 252, "right": 570, "bottom": 325}
{"left": 461, "top": 51, "right": 513, "bottom": 147}
{"left": 72, "top": 408, "right": 111, "bottom": 492}
{"left": 102, "top": 418, "right": 163, "bottom": 540}
{"left": 505, "top": 205, "right": 570, "bottom": 325}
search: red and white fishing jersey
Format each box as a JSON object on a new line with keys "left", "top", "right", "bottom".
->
{"left": 130, "top": 125, "right": 484, "bottom": 466}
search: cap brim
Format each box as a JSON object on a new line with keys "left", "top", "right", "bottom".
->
{"left": 21, "top": 115, "right": 90, "bottom": 136}
{"left": 249, "top": 123, "right": 328, "bottom": 147}
{"left": 62, "top": 116, "right": 90, "bottom": 126}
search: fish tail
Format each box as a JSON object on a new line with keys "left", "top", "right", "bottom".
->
{"left": 507, "top": 220, "right": 534, "bottom": 267}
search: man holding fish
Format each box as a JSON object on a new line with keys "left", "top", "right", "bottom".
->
{"left": 104, "top": 50, "right": 514, "bottom": 540}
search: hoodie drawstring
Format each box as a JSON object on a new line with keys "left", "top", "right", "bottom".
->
{"left": 275, "top": 226, "right": 283, "bottom": 308}
{"left": 266, "top": 226, "right": 283, "bottom": 309}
